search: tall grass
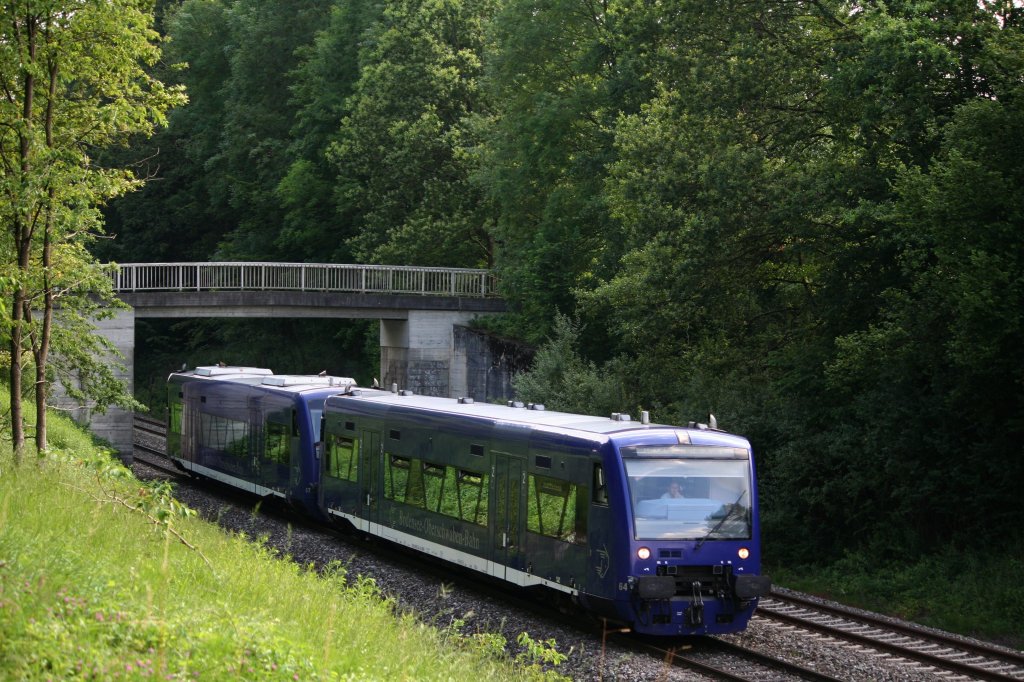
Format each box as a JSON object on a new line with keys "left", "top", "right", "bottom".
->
{"left": 0, "top": 409, "right": 568, "bottom": 680}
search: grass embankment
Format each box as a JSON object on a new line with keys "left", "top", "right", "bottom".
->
{"left": 0, "top": 412, "right": 567, "bottom": 680}
{"left": 768, "top": 551, "right": 1024, "bottom": 650}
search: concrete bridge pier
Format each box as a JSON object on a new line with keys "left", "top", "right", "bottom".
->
{"left": 380, "top": 310, "right": 480, "bottom": 398}
{"left": 51, "top": 309, "right": 136, "bottom": 462}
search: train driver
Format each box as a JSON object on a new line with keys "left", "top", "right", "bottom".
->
{"left": 662, "top": 480, "right": 685, "bottom": 499}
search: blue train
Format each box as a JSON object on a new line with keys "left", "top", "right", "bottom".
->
{"left": 167, "top": 365, "right": 771, "bottom": 636}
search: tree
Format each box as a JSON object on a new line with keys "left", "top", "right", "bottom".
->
{"left": 329, "top": 0, "right": 497, "bottom": 267}
{"left": 276, "top": 0, "right": 384, "bottom": 261}
{"left": 481, "top": 0, "right": 625, "bottom": 346}
{"left": 588, "top": 0, "right": 1024, "bottom": 560}
{"left": 97, "top": 0, "right": 238, "bottom": 263}
{"left": 0, "top": 0, "right": 185, "bottom": 457}
{"left": 212, "top": 0, "right": 331, "bottom": 259}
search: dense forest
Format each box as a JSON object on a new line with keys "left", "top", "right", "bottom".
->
{"left": 80, "top": 0, "right": 1024, "bottom": 629}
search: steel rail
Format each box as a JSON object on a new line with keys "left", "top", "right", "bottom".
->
{"left": 758, "top": 593, "right": 1024, "bottom": 681}
{"left": 623, "top": 637, "right": 847, "bottom": 682}
{"left": 768, "top": 589, "right": 1024, "bottom": 667}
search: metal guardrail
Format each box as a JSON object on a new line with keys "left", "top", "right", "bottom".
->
{"left": 109, "top": 263, "right": 497, "bottom": 298}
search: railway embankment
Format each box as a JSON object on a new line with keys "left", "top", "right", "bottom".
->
{"left": 0, "top": 410, "right": 567, "bottom": 681}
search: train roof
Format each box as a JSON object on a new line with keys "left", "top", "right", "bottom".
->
{"left": 325, "top": 389, "right": 750, "bottom": 449}
{"left": 170, "top": 366, "right": 356, "bottom": 396}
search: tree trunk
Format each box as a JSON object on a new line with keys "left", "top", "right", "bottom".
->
{"left": 32, "top": 57, "right": 61, "bottom": 454}
{"left": 9, "top": 294, "right": 26, "bottom": 461}
{"left": 8, "top": 16, "right": 39, "bottom": 461}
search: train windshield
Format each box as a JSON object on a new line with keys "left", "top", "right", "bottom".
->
{"left": 624, "top": 456, "right": 752, "bottom": 541}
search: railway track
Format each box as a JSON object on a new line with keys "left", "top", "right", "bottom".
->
{"left": 621, "top": 636, "right": 847, "bottom": 681}
{"left": 757, "top": 590, "right": 1024, "bottom": 681}
{"left": 133, "top": 414, "right": 167, "bottom": 438}
{"left": 131, "top": 415, "right": 180, "bottom": 476}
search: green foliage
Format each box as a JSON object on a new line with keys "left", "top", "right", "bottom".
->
{"left": 512, "top": 314, "right": 628, "bottom": 417}
{"left": 329, "top": 0, "right": 497, "bottom": 267}
{"left": 132, "top": 317, "right": 377, "bottom": 416}
{"left": 1, "top": 0, "right": 185, "bottom": 452}
{"left": 191, "top": 0, "right": 329, "bottom": 260}
{"left": 480, "top": 0, "right": 623, "bottom": 344}
{"left": 514, "top": 632, "right": 571, "bottom": 681}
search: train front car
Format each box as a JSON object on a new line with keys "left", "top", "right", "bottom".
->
{"left": 605, "top": 426, "right": 771, "bottom": 636}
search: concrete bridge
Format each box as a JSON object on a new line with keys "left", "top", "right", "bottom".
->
{"left": 61, "top": 262, "right": 515, "bottom": 458}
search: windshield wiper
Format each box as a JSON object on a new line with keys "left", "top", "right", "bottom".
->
{"left": 694, "top": 490, "right": 747, "bottom": 551}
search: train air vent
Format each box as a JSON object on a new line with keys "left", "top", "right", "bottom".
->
{"left": 528, "top": 403, "right": 545, "bottom": 411}
{"left": 458, "top": 397, "right": 474, "bottom": 404}
{"left": 611, "top": 413, "right": 632, "bottom": 422}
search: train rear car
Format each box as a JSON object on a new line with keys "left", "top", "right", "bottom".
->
{"left": 319, "top": 389, "right": 770, "bottom": 636}
{"left": 166, "top": 366, "right": 354, "bottom": 513}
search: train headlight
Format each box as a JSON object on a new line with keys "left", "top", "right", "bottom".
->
{"left": 637, "top": 547, "right": 651, "bottom": 560}
{"left": 738, "top": 547, "right": 750, "bottom": 560}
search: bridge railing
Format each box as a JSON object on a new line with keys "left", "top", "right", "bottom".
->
{"left": 110, "top": 262, "right": 497, "bottom": 298}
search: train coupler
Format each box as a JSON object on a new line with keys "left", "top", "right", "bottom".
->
{"left": 685, "top": 580, "right": 705, "bottom": 626}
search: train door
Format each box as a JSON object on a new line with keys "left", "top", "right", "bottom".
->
{"left": 166, "top": 382, "right": 184, "bottom": 460}
{"left": 249, "top": 398, "right": 265, "bottom": 491}
{"left": 258, "top": 404, "right": 292, "bottom": 497}
{"left": 181, "top": 389, "right": 200, "bottom": 464}
{"left": 359, "top": 429, "right": 381, "bottom": 534}
{"left": 491, "top": 452, "right": 525, "bottom": 579}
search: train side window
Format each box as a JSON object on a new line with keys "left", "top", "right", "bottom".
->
{"left": 265, "top": 421, "right": 290, "bottom": 465}
{"left": 385, "top": 454, "right": 410, "bottom": 502}
{"left": 422, "top": 462, "right": 451, "bottom": 514}
{"left": 169, "top": 402, "right": 183, "bottom": 434}
{"left": 456, "top": 469, "right": 488, "bottom": 526}
{"left": 200, "top": 413, "right": 249, "bottom": 458}
{"left": 406, "top": 459, "right": 426, "bottom": 508}
{"left": 528, "top": 474, "right": 588, "bottom": 544}
{"left": 385, "top": 455, "right": 426, "bottom": 508}
{"left": 593, "top": 464, "right": 608, "bottom": 506}
{"left": 470, "top": 444, "right": 484, "bottom": 457}
{"left": 326, "top": 435, "right": 359, "bottom": 482}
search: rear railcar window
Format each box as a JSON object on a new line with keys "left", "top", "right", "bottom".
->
{"left": 326, "top": 435, "right": 359, "bottom": 481}
{"left": 199, "top": 413, "right": 249, "bottom": 458}
{"left": 264, "top": 420, "right": 290, "bottom": 465}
